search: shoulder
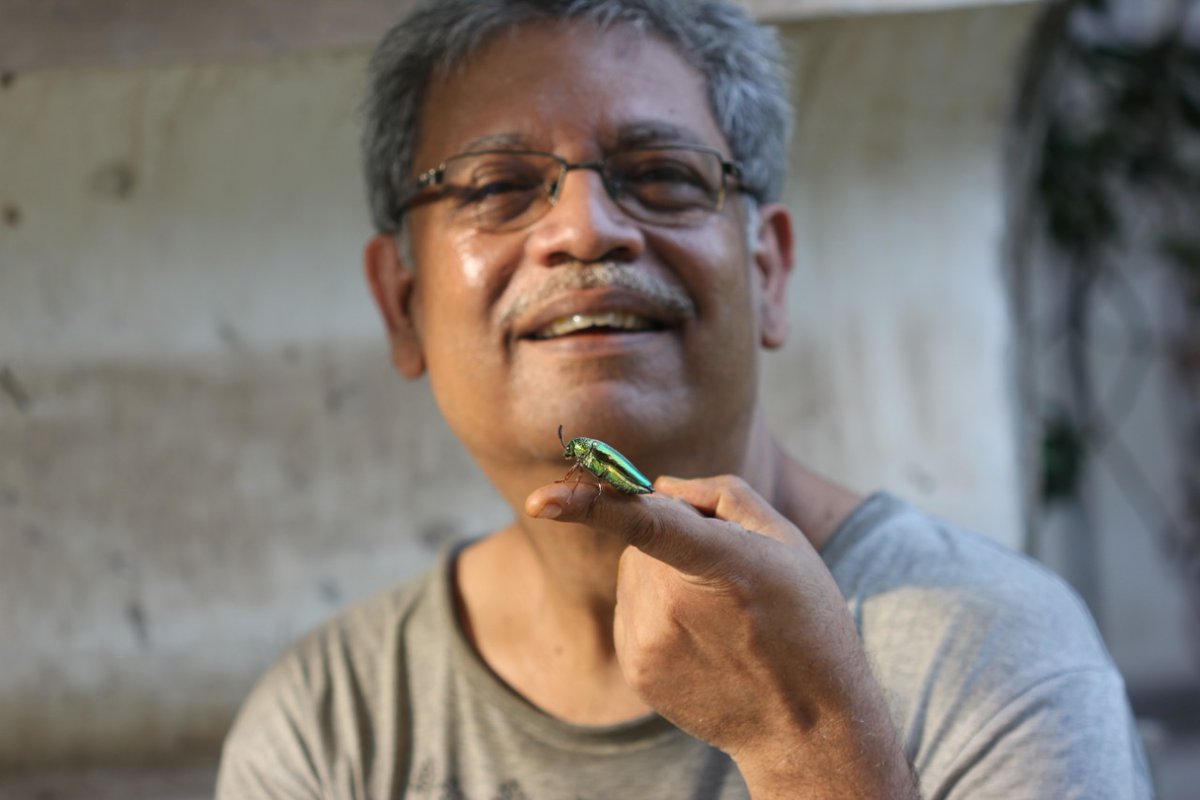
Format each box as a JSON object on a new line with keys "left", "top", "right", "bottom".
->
{"left": 824, "top": 494, "right": 1151, "bottom": 797}
{"left": 824, "top": 492, "right": 1109, "bottom": 672}
{"left": 216, "top": 560, "right": 449, "bottom": 798}
{"left": 272, "top": 562, "right": 441, "bottom": 694}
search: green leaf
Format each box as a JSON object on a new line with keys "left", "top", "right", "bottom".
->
{"left": 1159, "top": 234, "right": 1200, "bottom": 273}
{"left": 1041, "top": 417, "right": 1088, "bottom": 504}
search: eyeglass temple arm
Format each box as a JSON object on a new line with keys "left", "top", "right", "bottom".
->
{"left": 415, "top": 166, "right": 445, "bottom": 189}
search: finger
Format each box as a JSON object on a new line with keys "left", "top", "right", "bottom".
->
{"left": 654, "top": 475, "right": 803, "bottom": 547}
{"left": 526, "top": 477, "right": 764, "bottom": 580}
{"left": 524, "top": 480, "right": 612, "bottom": 520}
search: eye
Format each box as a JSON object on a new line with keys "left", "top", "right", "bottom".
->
{"left": 439, "top": 154, "right": 558, "bottom": 228}
{"left": 461, "top": 169, "right": 543, "bottom": 204}
{"left": 612, "top": 152, "right": 718, "bottom": 211}
{"left": 622, "top": 158, "right": 706, "bottom": 187}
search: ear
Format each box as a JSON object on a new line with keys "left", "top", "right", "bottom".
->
{"left": 364, "top": 234, "right": 426, "bottom": 378}
{"left": 749, "top": 202, "right": 794, "bottom": 350}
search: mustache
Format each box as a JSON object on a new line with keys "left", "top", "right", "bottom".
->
{"left": 500, "top": 263, "right": 696, "bottom": 331}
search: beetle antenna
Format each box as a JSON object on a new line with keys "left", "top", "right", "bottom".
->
{"left": 557, "top": 424, "right": 565, "bottom": 449}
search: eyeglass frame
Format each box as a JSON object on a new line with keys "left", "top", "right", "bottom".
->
{"left": 394, "top": 144, "right": 746, "bottom": 230}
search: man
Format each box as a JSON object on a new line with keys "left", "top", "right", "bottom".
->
{"left": 217, "top": 0, "right": 1152, "bottom": 797}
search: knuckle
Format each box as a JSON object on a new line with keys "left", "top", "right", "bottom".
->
{"left": 622, "top": 622, "right": 673, "bottom": 691}
{"left": 722, "top": 572, "right": 758, "bottom": 612}
{"left": 714, "top": 473, "right": 750, "bottom": 498}
{"left": 714, "top": 475, "right": 762, "bottom": 520}
{"left": 624, "top": 511, "right": 666, "bottom": 552}
{"left": 622, "top": 649, "right": 656, "bottom": 693}
{"left": 716, "top": 473, "right": 747, "bottom": 490}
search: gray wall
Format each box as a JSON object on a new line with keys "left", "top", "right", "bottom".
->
{"left": 0, "top": 5, "right": 1037, "bottom": 768}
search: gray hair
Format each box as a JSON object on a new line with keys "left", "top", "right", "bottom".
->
{"left": 362, "top": 0, "right": 792, "bottom": 234}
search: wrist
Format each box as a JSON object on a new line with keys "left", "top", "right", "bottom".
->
{"left": 733, "top": 709, "right": 919, "bottom": 800}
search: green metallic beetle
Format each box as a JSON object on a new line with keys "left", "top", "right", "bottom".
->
{"left": 557, "top": 425, "right": 654, "bottom": 510}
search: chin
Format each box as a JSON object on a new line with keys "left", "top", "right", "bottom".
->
{"left": 543, "top": 390, "right": 677, "bottom": 442}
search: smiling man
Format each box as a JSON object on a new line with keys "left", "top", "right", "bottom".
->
{"left": 216, "top": 1, "right": 1152, "bottom": 798}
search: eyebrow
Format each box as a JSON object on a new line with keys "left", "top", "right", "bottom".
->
{"left": 613, "top": 121, "right": 711, "bottom": 150}
{"left": 455, "top": 121, "right": 716, "bottom": 157}
{"left": 458, "top": 132, "right": 532, "bottom": 153}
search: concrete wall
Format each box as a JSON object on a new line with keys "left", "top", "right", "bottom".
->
{"left": 0, "top": 0, "right": 1043, "bottom": 72}
{"left": 0, "top": 5, "right": 1037, "bottom": 770}
{"left": 768, "top": 7, "right": 1032, "bottom": 540}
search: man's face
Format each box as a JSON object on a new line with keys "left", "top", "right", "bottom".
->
{"left": 371, "top": 21, "right": 792, "bottom": 477}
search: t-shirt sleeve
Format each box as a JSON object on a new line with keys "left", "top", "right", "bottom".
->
{"left": 215, "top": 654, "right": 326, "bottom": 800}
{"left": 215, "top": 577, "right": 422, "bottom": 799}
{"left": 825, "top": 494, "right": 1154, "bottom": 799}
{"left": 930, "top": 667, "right": 1153, "bottom": 799}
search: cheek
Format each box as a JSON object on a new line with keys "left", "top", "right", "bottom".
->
{"left": 657, "top": 225, "right": 755, "bottom": 327}
{"left": 408, "top": 233, "right": 519, "bottom": 418}
{"left": 416, "top": 284, "right": 495, "bottom": 384}
{"left": 411, "top": 231, "right": 515, "bottom": 347}
{"left": 673, "top": 229, "right": 763, "bottom": 392}
{"left": 448, "top": 228, "right": 505, "bottom": 292}
{"left": 417, "top": 301, "right": 503, "bottom": 450}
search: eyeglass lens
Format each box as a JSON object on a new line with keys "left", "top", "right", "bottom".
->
{"left": 435, "top": 148, "right": 728, "bottom": 232}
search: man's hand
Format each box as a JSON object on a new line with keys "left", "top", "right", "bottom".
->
{"left": 525, "top": 475, "right": 918, "bottom": 799}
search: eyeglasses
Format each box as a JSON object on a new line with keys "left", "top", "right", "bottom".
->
{"left": 397, "top": 145, "right": 743, "bottom": 232}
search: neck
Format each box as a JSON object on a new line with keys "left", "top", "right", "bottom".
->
{"left": 456, "top": 523, "right": 647, "bottom": 724}
{"left": 454, "top": 411, "right": 862, "bottom": 724}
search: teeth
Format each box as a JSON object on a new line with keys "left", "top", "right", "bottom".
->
{"left": 532, "top": 312, "right": 657, "bottom": 339}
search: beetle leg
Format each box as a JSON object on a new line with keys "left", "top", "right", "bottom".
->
{"left": 556, "top": 461, "right": 581, "bottom": 485}
{"left": 584, "top": 480, "right": 603, "bottom": 519}
{"left": 556, "top": 462, "right": 587, "bottom": 503}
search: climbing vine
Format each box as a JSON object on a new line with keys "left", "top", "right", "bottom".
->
{"left": 1012, "top": 0, "right": 1200, "bottom": 618}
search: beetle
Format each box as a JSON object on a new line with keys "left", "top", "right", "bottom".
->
{"left": 557, "top": 425, "right": 653, "bottom": 512}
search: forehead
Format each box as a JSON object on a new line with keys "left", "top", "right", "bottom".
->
{"left": 412, "top": 20, "right": 728, "bottom": 165}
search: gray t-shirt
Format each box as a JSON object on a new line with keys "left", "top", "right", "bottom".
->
{"left": 216, "top": 493, "right": 1152, "bottom": 799}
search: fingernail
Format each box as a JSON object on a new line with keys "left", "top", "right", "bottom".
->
{"left": 536, "top": 502, "right": 562, "bottom": 520}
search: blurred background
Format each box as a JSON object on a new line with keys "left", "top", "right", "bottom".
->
{"left": 0, "top": 0, "right": 1196, "bottom": 797}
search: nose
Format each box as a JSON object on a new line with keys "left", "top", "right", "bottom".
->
{"left": 524, "top": 166, "right": 645, "bottom": 266}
